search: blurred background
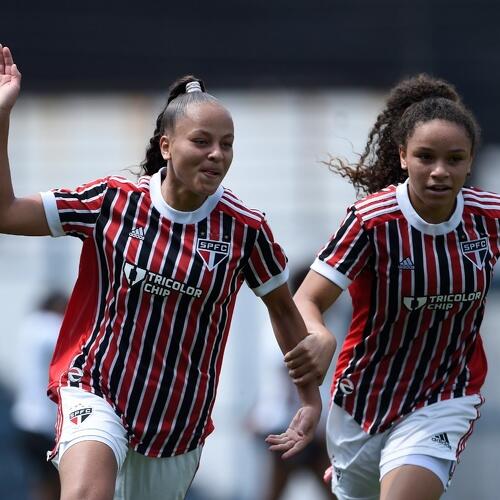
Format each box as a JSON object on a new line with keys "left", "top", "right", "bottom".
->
{"left": 1, "top": 1, "right": 500, "bottom": 498}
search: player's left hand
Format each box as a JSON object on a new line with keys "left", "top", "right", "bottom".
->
{"left": 265, "top": 404, "right": 320, "bottom": 459}
{"left": 284, "top": 331, "right": 336, "bottom": 385}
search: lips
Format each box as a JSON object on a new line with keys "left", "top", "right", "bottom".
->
{"left": 427, "top": 185, "right": 451, "bottom": 192}
{"left": 200, "top": 168, "right": 221, "bottom": 177}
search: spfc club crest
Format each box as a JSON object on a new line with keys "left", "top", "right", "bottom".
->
{"left": 69, "top": 407, "right": 93, "bottom": 425}
{"left": 196, "top": 238, "right": 230, "bottom": 271}
{"left": 460, "top": 237, "right": 488, "bottom": 270}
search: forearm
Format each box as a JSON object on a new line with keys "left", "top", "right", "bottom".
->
{"left": 296, "top": 377, "right": 322, "bottom": 408}
{"left": 267, "top": 301, "right": 322, "bottom": 407}
{"left": 295, "top": 296, "right": 334, "bottom": 342}
{"left": 0, "top": 111, "right": 15, "bottom": 212}
{"left": 268, "top": 300, "right": 309, "bottom": 355}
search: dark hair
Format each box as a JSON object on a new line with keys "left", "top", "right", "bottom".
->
{"left": 326, "top": 74, "right": 481, "bottom": 195}
{"left": 141, "top": 75, "right": 219, "bottom": 176}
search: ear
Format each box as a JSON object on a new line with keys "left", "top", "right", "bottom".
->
{"left": 399, "top": 145, "right": 407, "bottom": 171}
{"left": 159, "top": 135, "right": 171, "bottom": 161}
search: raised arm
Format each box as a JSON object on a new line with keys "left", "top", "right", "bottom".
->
{"left": 0, "top": 45, "right": 50, "bottom": 236}
{"left": 260, "top": 283, "right": 322, "bottom": 458}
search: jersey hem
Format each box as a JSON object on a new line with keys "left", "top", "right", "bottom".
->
{"left": 252, "top": 267, "right": 289, "bottom": 297}
{"left": 40, "top": 191, "right": 65, "bottom": 237}
{"left": 311, "top": 258, "right": 351, "bottom": 289}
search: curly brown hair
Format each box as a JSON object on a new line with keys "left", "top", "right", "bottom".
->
{"left": 327, "top": 74, "right": 480, "bottom": 195}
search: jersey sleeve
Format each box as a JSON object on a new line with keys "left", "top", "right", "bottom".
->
{"left": 311, "top": 206, "right": 371, "bottom": 290}
{"left": 40, "top": 177, "right": 109, "bottom": 239}
{"left": 243, "top": 218, "right": 289, "bottom": 297}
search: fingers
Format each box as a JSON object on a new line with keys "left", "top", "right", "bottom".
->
{"left": 283, "top": 343, "right": 306, "bottom": 363}
{"left": 290, "top": 370, "right": 318, "bottom": 385}
{"left": 284, "top": 354, "right": 311, "bottom": 370}
{"left": 3, "top": 46, "right": 14, "bottom": 69}
{"left": 323, "top": 465, "right": 333, "bottom": 484}
{"left": 11, "top": 63, "right": 21, "bottom": 79}
{"left": 281, "top": 439, "right": 308, "bottom": 459}
{"left": 286, "top": 359, "right": 321, "bottom": 384}
{"left": 0, "top": 45, "right": 20, "bottom": 78}
{"left": 265, "top": 432, "right": 308, "bottom": 459}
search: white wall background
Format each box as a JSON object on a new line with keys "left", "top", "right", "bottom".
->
{"left": 1, "top": 90, "right": 499, "bottom": 499}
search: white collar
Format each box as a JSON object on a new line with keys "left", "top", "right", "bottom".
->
{"left": 149, "top": 168, "right": 224, "bottom": 224}
{"left": 396, "top": 179, "right": 463, "bottom": 235}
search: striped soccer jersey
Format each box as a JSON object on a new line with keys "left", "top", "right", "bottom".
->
{"left": 312, "top": 179, "right": 500, "bottom": 434}
{"left": 41, "top": 168, "right": 288, "bottom": 457}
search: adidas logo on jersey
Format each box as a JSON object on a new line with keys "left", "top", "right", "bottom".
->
{"left": 129, "top": 227, "right": 145, "bottom": 240}
{"left": 398, "top": 257, "right": 414, "bottom": 270}
{"left": 431, "top": 432, "right": 452, "bottom": 450}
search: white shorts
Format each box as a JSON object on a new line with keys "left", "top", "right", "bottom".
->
{"left": 326, "top": 394, "right": 483, "bottom": 500}
{"left": 51, "top": 386, "right": 202, "bottom": 500}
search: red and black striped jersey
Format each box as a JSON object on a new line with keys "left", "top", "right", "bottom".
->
{"left": 41, "top": 168, "right": 288, "bottom": 457}
{"left": 312, "top": 180, "right": 500, "bottom": 434}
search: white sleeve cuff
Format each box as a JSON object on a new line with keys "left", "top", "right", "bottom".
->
{"left": 40, "top": 191, "right": 65, "bottom": 237}
{"left": 311, "top": 258, "right": 352, "bottom": 290}
{"left": 252, "top": 267, "right": 290, "bottom": 297}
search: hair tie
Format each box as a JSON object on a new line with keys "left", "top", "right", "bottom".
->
{"left": 186, "top": 81, "right": 202, "bottom": 94}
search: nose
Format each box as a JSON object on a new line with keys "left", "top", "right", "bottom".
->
{"left": 431, "top": 161, "right": 449, "bottom": 178}
{"left": 208, "top": 147, "right": 223, "bottom": 162}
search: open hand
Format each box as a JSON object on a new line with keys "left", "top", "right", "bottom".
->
{"left": 0, "top": 45, "right": 22, "bottom": 112}
{"left": 265, "top": 404, "right": 320, "bottom": 459}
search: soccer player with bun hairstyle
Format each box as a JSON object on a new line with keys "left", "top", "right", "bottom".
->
{"left": 0, "top": 46, "right": 332, "bottom": 500}
{"left": 282, "top": 73, "right": 499, "bottom": 499}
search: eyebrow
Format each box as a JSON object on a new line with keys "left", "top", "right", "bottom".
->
{"left": 190, "top": 129, "right": 234, "bottom": 138}
{"left": 414, "top": 146, "right": 467, "bottom": 153}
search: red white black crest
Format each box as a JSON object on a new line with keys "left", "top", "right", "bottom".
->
{"left": 69, "top": 407, "right": 93, "bottom": 425}
{"left": 460, "top": 237, "right": 488, "bottom": 269}
{"left": 196, "top": 239, "right": 230, "bottom": 271}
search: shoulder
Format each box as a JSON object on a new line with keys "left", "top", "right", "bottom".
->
{"left": 217, "top": 187, "right": 266, "bottom": 230}
{"left": 462, "top": 186, "right": 500, "bottom": 216}
{"left": 351, "top": 185, "right": 401, "bottom": 226}
{"left": 105, "top": 174, "right": 150, "bottom": 193}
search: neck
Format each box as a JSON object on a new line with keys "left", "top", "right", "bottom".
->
{"left": 160, "top": 178, "right": 208, "bottom": 212}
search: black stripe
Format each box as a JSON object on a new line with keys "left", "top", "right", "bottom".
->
{"left": 70, "top": 188, "right": 119, "bottom": 385}
{"left": 242, "top": 226, "right": 263, "bottom": 289}
{"left": 319, "top": 209, "right": 357, "bottom": 261}
{"left": 126, "top": 215, "right": 179, "bottom": 432}
{"left": 187, "top": 212, "right": 240, "bottom": 452}
{"left": 454, "top": 215, "right": 491, "bottom": 396}
{"left": 333, "top": 225, "right": 375, "bottom": 410}
{"left": 56, "top": 183, "right": 107, "bottom": 201}
{"left": 371, "top": 225, "right": 424, "bottom": 432}
{"left": 95, "top": 191, "right": 144, "bottom": 395}
{"left": 256, "top": 226, "right": 281, "bottom": 276}
{"left": 138, "top": 220, "right": 208, "bottom": 455}
{"left": 402, "top": 234, "right": 449, "bottom": 410}
{"left": 353, "top": 221, "right": 399, "bottom": 427}
{"left": 60, "top": 211, "right": 99, "bottom": 225}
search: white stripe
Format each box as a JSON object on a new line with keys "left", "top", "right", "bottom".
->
{"left": 219, "top": 196, "right": 262, "bottom": 222}
{"left": 361, "top": 204, "right": 401, "bottom": 221}
{"left": 253, "top": 268, "right": 289, "bottom": 297}
{"left": 310, "top": 258, "right": 351, "bottom": 289}
{"left": 40, "top": 191, "right": 65, "bottom": 237}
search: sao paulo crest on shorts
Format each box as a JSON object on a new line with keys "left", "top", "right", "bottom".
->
{"left": 460, "top": 237, "right": 488, "bottom": 270}
{"left": 196, "top": 238, "right": 230, "bottom": 271}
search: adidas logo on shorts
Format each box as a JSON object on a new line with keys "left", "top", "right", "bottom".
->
{"left": 129, "top": 227, "right": 145, "bottom": 240}
{"left": 431, "top": 432, "right": 452, "bottom": 450}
